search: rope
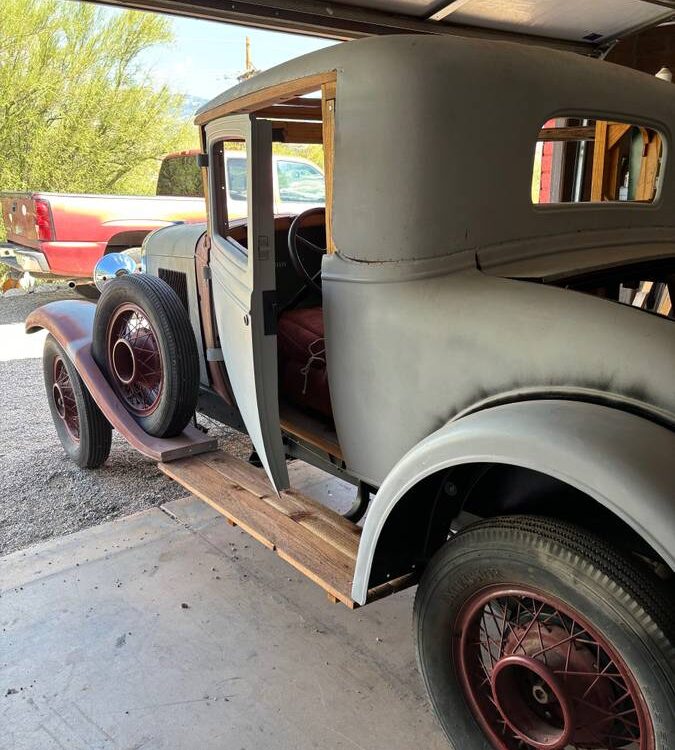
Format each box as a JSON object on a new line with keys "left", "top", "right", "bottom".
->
{"left": 300, "top": 338, "right": 326, "bottom": 395}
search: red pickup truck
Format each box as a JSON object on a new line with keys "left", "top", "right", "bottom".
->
{"left": 1, "top": 151, "right": 205, "bottom": 282}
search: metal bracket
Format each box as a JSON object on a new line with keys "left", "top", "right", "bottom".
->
{"left": 202, "top": 265, "right": 212, "bottom": 280}
{"left": 206, "top": 347, "right": 224, "bottom": 362}
{"left": 196, "top": 152, "right": 209, "bottom": 168}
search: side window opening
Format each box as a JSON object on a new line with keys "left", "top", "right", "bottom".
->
{"left": 212, "top": 137, "right": 248, "bottom": 247}
{"left": 276, "top": 160, "right": 325, "bottom": 203}
{"left": 532, "top": 117, "right": 665, "bottom": 205}
{"left": 226, "top": 157, "right": 248, "bottom": 203}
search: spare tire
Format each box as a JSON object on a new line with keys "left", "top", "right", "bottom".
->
{"left": 92, "top": 274, "right": 199, "bottom": 438}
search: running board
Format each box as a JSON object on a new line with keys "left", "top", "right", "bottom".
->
{"left": 159, "top": 452, "right": 362, "bottom": 607}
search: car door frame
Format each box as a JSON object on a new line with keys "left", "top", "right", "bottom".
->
{"left": 204, "top": 113, "right": 289, "bottom": 492}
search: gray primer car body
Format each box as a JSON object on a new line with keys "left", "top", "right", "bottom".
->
{"left": 177, "top": 35, "right": 675, "bottom": 603}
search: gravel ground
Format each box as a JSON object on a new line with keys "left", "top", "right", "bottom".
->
{"left": 0, "top": 287, "right": 250, "bottom": 556}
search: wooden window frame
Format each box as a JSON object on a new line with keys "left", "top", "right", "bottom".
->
{"left": 198, "top": 71, "right": 338, "bottom": 252}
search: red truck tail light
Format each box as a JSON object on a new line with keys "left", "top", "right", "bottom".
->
{"left": 34, "top": 198, "right": 54, "bottom": 241}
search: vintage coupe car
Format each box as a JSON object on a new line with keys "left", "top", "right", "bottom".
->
{"left": 28, "top": 35, "right": 674, "bottom": 750}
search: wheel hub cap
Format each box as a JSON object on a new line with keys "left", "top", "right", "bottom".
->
{"left": 491, "top": 654, "right": 574, "bottom": 749}
{"left": 112, "top": 337, "right": 137, "bottom": 385}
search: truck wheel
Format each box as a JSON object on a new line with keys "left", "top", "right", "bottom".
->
{"left": 75, "top": 283, "right": 100, "bottom": 300}
{"left": 92, "top": 274, "right": 199, "bottom": 438}
{"left": 44, "top": 335, "right": 112, "bottom": 468}
{"left": 414, "top": 515, "right": 674, "bottom": 750}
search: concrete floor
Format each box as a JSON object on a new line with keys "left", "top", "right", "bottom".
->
{"left": 1, "top": 464, "right": 449, "bottom": 750}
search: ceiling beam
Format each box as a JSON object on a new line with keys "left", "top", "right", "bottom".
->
{"left": 640, "top": 0, "right": 675, "bottom": 8}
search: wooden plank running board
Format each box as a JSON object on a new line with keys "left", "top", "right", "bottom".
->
{"left": 158, "top": 451, "right": 361, "bottom": 608}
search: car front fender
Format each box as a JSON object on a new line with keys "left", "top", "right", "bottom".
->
{"left": 25, "top": 300, "right": 217, "bottom": 462}
{"left": 352, "top": 399, "right": 675, "bottom": 605}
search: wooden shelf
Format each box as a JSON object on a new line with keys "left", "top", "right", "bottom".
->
{"left": 159, "top": 451, "right": 361, "bottom": 607}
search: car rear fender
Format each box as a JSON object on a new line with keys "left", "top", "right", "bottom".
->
{"left": 352, "top": 399, "right": 675, "bottom": 605}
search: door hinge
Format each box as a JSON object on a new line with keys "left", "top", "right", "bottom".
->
{"left": 196, "top": 152, "right": 209, "bottom": 168}
{"left": 206, "top": 347, "right": 224, "bottom": 362}
{"left": 202, "top": 265, "right": 212, "bottom": 280}
{"left": 262, "top": 290, "right": 277, "bottom": 336}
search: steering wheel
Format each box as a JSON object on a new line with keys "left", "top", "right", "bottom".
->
{"left": 287, "top": 207, "right": 326, "bottom": 293}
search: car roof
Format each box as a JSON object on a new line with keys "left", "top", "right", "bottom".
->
{"left": 199, "top": 35, "right": 675, "bottom": 266}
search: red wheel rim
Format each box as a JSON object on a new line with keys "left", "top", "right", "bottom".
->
{"left": 106, "top": 303, "right": 163, "bottom": 416}
{"left": 52, "top": 355, "right": 80, "bottom": 441}
{"left": 454, "top": 586, "right": 654, "bottom": 750}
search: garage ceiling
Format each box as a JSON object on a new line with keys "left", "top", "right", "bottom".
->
{"left": 95, "top": 0, "right": 675, "bottom": 51}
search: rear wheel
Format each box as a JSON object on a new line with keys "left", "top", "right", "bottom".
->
{"left": 414, "top": 516, "right": 674, "bottom": 750}
{"left": 92, "top": 274, "right": 199, "bottom": 438}
{"left": 44, "top": 335, "right": 112, "bottom": 468}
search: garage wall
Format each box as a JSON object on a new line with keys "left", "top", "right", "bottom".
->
{"left": 608, "top": 24, "right": 675, "bottom": 74}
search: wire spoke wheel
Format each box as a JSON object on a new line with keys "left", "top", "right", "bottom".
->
{"left": 106, "top": 303, "right": 164, "bottom": 416}
{"left": 52, "top": 354, "right": 80, "bottom": 441}
{"left": 455, "top": 586, "right": 654, "bottom": 750}
{"left": 93, "top": 275, "right": 199, "bottom": 438}
{"left": 44, "top": 336, "right": 111, "bottom": 468}
{"left": 415, "top": 518, "right": 672, "bottom": 750}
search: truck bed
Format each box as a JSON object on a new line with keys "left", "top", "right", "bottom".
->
{"left": 1, "top": 191, "right": 205, "bottom": 278}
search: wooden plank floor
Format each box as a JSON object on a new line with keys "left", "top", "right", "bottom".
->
{"left": 158, "top": 451, "right": 361, "bottom": 607}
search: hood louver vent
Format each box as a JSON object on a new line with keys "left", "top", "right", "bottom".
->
{"left": 158, "top": 268, "right": 189, "bottom": 311}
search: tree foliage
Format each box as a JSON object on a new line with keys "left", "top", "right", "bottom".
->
{"left": 0, "top": 0, "right": 196, "bottom": 202}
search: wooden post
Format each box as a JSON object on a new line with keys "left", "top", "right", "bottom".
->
{"left": 590, "top": 120, "right": 609, "bottom": 201}
{"left": 635, "top": 130, "right": 662, "bottom": 202}
{"left": 321, "top": 81, "right": 336, "bottom": 253}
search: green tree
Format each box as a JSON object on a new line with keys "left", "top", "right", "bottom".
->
{"left": 0, "top": 0, "right": 196, "bottom": 209}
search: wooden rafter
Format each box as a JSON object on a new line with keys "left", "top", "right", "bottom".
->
{"left": 537, "top": 125, "right": 595, "bottom": 142}
{"left": 195, "top": 72, "right": 337, "bottom": 126}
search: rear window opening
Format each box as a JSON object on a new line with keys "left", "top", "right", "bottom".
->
{"left": 532, "top": 117, "right": 665, "bottom": 205}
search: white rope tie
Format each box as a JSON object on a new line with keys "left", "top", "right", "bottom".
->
{"left": 300, "top": 338, "right": 326, "bottom": 395}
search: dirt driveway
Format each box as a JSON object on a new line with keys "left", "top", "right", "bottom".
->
{"left": 0, "top": 288, "right": 249, "bottom": 556}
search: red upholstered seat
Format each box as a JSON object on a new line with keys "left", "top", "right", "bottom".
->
{"left": 277, "top": 307, "right": 332, "bottom": 419}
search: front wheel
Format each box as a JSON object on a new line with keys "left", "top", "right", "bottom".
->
{"left": 92, "top": 274, "right": 199, "bottom": 438}
{"left": 414, "top": 516, "right": 674, "bottom": 750}
{"left": 44, "top": 335, "right": 112, "bottom": 468}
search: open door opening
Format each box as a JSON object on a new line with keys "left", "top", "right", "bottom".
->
{"left": 203, "top": 79, "right": 344, "bottom": 492}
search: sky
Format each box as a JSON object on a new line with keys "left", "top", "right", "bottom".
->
{"left": 134, "top": 13, "right": 337, "bottom": 102}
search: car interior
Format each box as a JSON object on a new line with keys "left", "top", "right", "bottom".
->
{"left": 213, "top": 112, "right": 338, "bottom": 457}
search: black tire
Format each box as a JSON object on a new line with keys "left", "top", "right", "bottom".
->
{"left": 44, "top": 335, "right": 112, "bottom": 468}
{"left": 92, "top": 274, "right": 199, "bottom": 438}
{"left": 414, "top": 515, "right": 674, "bottom": 750}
